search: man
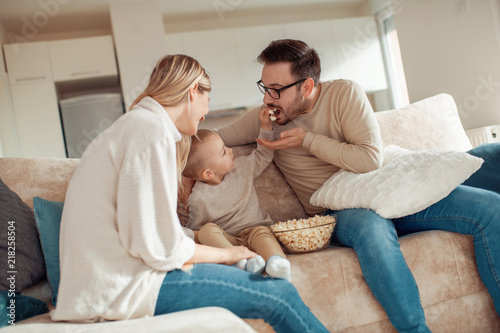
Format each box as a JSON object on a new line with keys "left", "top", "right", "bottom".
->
{"left": 216, "top": 39, "right": 500, "bottom": 333}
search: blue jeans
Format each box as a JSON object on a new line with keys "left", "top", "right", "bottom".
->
{"left": 328, "top": 143, "right": 500, "bottom": 333}
{"left": 154, "top": 263, "right": 328, "bottom": 333}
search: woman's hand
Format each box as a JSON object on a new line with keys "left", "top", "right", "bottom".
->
{"left": 186, "top": 244, "right": 257, "bottom": 266}
{"left": 220, "top": 246, "right": 257, "bottom": 266}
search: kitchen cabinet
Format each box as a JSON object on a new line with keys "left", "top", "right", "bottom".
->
{"left": 4, "top": 41, "right": 53, "bottom": 85}
{"left": 48, "top": 36, "right": 118, "bottom": 82}
{"left": 9, "top": 82, "right": 66, "bottom": 158}
{"left": 0, "top": 73, "right": 18, "bottom": 156}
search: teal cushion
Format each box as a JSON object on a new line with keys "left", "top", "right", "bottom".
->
{"left": 32, "top": 197, "right": 63, "bottom": 306}
{"left": 0, "top": 291, "right": 48, "bottom": 327}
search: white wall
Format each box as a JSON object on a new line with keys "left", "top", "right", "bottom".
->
{"left": 110, "top": 1, "right": 168, "bottom": 110}
{"left": 394, "top": 0, "right": 500, "bottom": 130}
{"left": 163, "top": 3, "right": 368, "bottom": 33}
{"left": 0, "top": 20, "right": 7, "bottom": 72}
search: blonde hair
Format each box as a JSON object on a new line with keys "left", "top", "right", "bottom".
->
{"left": 131, "top": 54, "right": 211, "bottom": 110}
{"left": 182, "top": 129, "right": 217, "bottom": 179}
{"left": 131, "top": 54, "right": 211, "bottom": 187}
{"left": 176, "top": 134, "right": 192, "bottom": 189}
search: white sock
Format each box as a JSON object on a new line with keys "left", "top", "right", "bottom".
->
{"left": 233, "top": 259, "right": 247, "bottom": 270}
{"left": 246, "top": 255, "right": 265, "bottom": 275}
{"left": 266, "top": 255, "right": 291, "bottom": 282}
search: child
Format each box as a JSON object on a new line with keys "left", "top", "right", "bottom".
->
{"left": 183, "top": 109, "right": 291, "bottom": 281}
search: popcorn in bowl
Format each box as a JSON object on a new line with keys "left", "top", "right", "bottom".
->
{"left": 270, "top": 215, "right": 336, "bottom": 254}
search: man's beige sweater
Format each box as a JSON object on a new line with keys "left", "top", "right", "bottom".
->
{"left": 51, "top": 97, "right": 195, "bottom": 322}
{"left": 217, "top": 80, "right": 383, "bottom": 215}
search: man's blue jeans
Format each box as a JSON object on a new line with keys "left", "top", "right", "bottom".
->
{"left": 154, "top": 263, "right": 328, "bottom": 333}
{"left": 328, "top": 143, "right": 500, "bottom": 333}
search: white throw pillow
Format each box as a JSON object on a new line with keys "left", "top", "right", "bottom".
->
{"left": 310, "top": 145, "right": 484, "bottom": 219}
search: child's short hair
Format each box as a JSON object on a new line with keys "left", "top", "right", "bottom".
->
{"left": 182, "top": 129, "right": 217, "bottom": 179}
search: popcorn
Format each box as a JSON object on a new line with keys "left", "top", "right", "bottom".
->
{"left": 268, "top": 109, "right": 277, "bottom": 121}
{"left": 270, "top": 215, "right": 336, "bottom": 253}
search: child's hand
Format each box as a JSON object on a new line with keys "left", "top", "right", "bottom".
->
{"left": 258, "top": 105, "right": 274, "bottom": 131}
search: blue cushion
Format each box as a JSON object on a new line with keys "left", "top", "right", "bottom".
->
{"left": 32, "top": 197, "right": 63, "bottom": 306}
{"left": 0, "top": 291, "right": 48, "bottom": 327}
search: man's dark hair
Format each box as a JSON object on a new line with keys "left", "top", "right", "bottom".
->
{"left": 257, "top": 39, "right": 321, "bottom": 87}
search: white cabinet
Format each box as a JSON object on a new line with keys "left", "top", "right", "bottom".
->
{"left": 4, "top": 36, "right": 120, "bottom": 158}
{"left": 0, "top": 74, "right": 18, "bottom": 156}
{"left": 48, "top": 36, "right": 118, "bottom": 82}
{"left": 4, "top": 41, "right": 53, "bottom": 85}
{"left": 9, "top": 82, "right": 66, "bottom": 158}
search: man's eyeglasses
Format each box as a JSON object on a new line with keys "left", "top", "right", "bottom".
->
{"left": 256, "top": 78, "right": 306, "bottom": 100}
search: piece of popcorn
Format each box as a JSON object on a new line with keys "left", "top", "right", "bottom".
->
{"left": 268, "top": 109, "right": 277, "bottom": 121}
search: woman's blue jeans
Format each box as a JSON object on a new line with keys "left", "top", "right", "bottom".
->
{"left": 154, "top": 263, "right": 328, "bottom": 333}
{"left": 328, "top": 143, "right": 500, "bottom": 333}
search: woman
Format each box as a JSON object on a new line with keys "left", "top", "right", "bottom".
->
{"left": 51, "top": 54, "right": 328, "bottom": 333}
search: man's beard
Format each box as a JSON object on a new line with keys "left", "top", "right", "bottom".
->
{"left": 275, "top": 95, "right": 307, "bottom": 126}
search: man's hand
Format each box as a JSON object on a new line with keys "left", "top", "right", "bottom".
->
{"left": 256, "top": 127, "right": 306, "bottom": 150}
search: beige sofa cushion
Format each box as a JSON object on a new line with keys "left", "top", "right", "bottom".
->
{"left": 376, "top": 93, "right": 472, "bottom": 152}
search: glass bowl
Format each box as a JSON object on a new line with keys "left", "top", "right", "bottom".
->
{"left": 270, "top": 215, "right": 336, "bottom": 254}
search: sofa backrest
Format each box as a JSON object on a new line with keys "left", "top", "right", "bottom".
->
{"left": 375, "top": 93, "right": 472, "bottom": 152}
{"left": 0, "top": 158, "right": 78, "bottom": 209}
{"left": 0, "top": 94, "right": 471, "bottom": 219}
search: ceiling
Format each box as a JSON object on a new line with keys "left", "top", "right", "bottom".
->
{"left": 0, "top": 0, "right": 365, "bottom": 37}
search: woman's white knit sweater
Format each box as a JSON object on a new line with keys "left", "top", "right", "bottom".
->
{"left": 51, "top": 97, "right": 195, "bottom": 322}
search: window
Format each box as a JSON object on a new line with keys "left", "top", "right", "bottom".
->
{"left": 376, "top": 10, "right": 410, "bottom": 108}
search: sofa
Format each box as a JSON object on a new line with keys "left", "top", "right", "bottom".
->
{"left": 1, "top": 93, "right": 500, "bottom": 332}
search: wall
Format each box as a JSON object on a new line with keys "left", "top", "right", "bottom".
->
{"left": 163, "top": 2, "right": 369, "bottom": 33}
{"left": 394, "top": 0, "right": 500, "bottom": 130}
{"left": 161, "top": 1, "right": 391, "bottom": 121}
{"left": 0, "top": 20, "right": 7, "bottom": 72}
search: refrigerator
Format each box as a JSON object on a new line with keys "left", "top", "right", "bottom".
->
{"left": 59, "top": 93, "right": 125, "bottom": 158}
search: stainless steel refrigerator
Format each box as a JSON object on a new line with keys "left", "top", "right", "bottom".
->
{"left": 59, "top": 93, "right": 124, "bottom": 158}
